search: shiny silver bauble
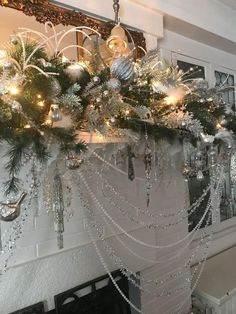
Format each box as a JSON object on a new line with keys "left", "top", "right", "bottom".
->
{"left": 50, "top": 104, "right": 62, "bottom": 122}
{"left": 110, "top": 57, "right": 134, "bottom": 82}
{"left": 3, "top": 62, "right": 13, "bottom": 71}
{"left": 107, "top": 78, "right": 121, "bottom": 91}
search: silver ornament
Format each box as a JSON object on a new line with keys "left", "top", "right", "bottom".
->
{"left": 50, "top": 79, "right": 62, "bottom": 98}
{"left": 3, "top": 62, "right": 13, "bottom": 71}
{"left": 65, "top": 63, "right": 85, "bottom": 82}
{"left": 107, "top": 78, "right": 121, "bottom": 91}
{"left": 110, "top": 57, "right": 134, "bottom": 82}
{"left": 50, "top": 104, "right": 62, "bottom": 122}
{"left": 93, "top": 76, "right": 100, "bottom": 84}
{"left": 103, "top": 90, "right": 109, "bottom": 97}
{"left": 10, "top": 35, "right": 18, "bottom": 45}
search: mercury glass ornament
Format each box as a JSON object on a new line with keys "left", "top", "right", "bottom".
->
{"left": 107, "top": 78, "right": 121, "bottom": 91}
{"left": 110, "top": 57, "right": 134, "bottom": 82}
{"left": 50, "top": 104, "right": 62, "bottom": 122}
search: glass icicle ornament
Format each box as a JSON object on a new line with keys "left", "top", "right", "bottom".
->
{"left": 53, "top": 167, "right": 65, "bottom": 249}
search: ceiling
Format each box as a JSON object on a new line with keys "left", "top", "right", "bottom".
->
{"left": 219, "top": 0, "right": 236, "bottom": 10}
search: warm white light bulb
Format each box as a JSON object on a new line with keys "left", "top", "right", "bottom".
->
{"left": 9, "top": 86, "right": 19, "bottom": 95}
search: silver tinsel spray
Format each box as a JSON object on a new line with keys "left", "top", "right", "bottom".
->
{"left": 53, "top": 166, "right": 65, "bottom": 249}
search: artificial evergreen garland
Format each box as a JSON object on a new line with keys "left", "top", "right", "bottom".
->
{"left": 0, "top": 24, "right": 234, "bottom": 193}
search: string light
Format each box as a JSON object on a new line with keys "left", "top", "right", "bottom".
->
{"left": 37, "top": 100, "right": 45, "bottom": 107}
{"left": 9, "top": 86, "right": 19, "bottom": 95}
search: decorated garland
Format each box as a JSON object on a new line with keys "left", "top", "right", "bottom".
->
{"left": 0, "top": 22, "right": 234, "bottom": 196}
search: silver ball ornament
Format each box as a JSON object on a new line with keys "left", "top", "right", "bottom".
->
{"left": 50, "top": 104, "right": 62, "bottom": 122}
{"left": 3, "top": 62, "right": 13, "bottom": 71}
{"left": 107, "top": 78, "right": 121, "bottom": 91}
{"left": 93, "top": 76, "right": 100, "bottom": 84}
{"left": 10, "top": 35, "right": 18, "bottom": 45}
{"left": 103, "top": 90, "right": 109, "bottom": 97}
{"left": 65, "top": 63, "right": 85, "bottom": 82}
{"left": 110, "top": 57, "right": 134, "bottom": 82}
